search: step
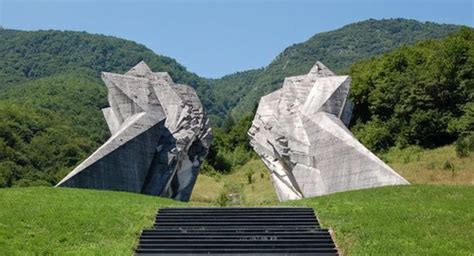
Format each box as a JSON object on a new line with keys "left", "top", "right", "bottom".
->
{"left": 135, "top": 207, "right": 338, "bottom": 255}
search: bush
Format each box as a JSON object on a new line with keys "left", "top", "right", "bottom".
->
{"left": 442, "top": 160, "right": 454, "bottom": 171}
{"left": 246, "top": 170, "right": 254, "bottom": 184}
{"left": 0, "top": 162, "right": 14, "bottom": 188}
{"left": 455, "top": 134, "right": 474, "bottom": 158}
{"left": 427, "top": 162, "right": 436, "bottom": 170}
{"left": 215, "top": 190, "right": 230, "bottom": 206}
{"left": 354, "top": 118, "right": 393, "bottom": 151}
{"left": 206, "top": 113, "right": 256, "bottom": 173}
{"left": 199, "top": 160, "right": 221, "bottom": 177}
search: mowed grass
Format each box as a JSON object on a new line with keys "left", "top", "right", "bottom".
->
{"left": 0, "top": 185, "right": 473, "bottom": 255}
{"left": 286, "top": 185, "right": 474, "bottom": 255}
{"left": 1, "top": 185, "right": 472, "bottom": 255}
{"left": 0, "top": 145, "right": 472, "bottom": 254}
{"left": 0, "top": 187, "right": 183, "bottom": 254}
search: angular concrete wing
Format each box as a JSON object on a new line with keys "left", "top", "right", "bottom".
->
{"left": 248, "top": 61, "right": 409, "bottom": 201}
{"left": 56, "top": 61, "right": 212, "bottom": 202}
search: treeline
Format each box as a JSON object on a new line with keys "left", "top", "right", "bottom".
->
{"left": 350, "top": 27, "right": 473, "bottom": 153}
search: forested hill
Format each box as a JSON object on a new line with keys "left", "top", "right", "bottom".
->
{"left": 0, "top": 29, "right": 218, "bottom": 112}
{"left": 0, "top": 19, "right": 467, "bottom": 187}
{"left": 0, "top": 19, "right": 461, "bottom": 125}
{"left": 208, "top": 19, "right": 461, "bottom": 123}
{"left": 0, "top": 29, "right": 200, "bottom": 86}
{"left": 0, "top": 29, "right": 214, "bottom": 187}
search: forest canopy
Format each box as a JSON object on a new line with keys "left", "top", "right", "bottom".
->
{"left": 349, "top": 27, "right": 473, "bottom": 151}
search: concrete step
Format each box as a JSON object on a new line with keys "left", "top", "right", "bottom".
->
{"left": 135, "top": 207, "right": 338, "bottom": 255}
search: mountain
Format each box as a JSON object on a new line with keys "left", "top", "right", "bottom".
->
{"left": 0, "top": 29, "right": 223, "bottom": 114}
{"left": 0, "top": 19, "right": 466, "bottom": 187}
{"left": 0, "top": 29, "right": 202, "bottom": 86}
{"left": 207, "top": 18, "right": 461, "bottom": 123}
{"left": 0, "top": 19, "right": 461, "bottom": 124}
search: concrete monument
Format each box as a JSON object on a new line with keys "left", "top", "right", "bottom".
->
{"left": 57, "top": 61, "right": 212, "bottom": 201}
{"left": 248, "top": 61, "right": 409, "bottom": 201}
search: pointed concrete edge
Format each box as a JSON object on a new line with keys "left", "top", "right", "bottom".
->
{"left": 56, "top": 61, "right": 212, "bottom": 202}
{"left": 248, "top": 61, "right": 409, "bottom": 201}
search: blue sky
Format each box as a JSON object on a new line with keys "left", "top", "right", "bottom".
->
{"left": 1, "top": 0, "right": 472, "bottom": 78}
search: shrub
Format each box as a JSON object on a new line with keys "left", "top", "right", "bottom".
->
{"left": 455, "top": 133, "right": 474, "bottom": 158}
{"left": 427, "top": 162, "right": 436, "bottom": 170}
{"left": 442, "top": 160, "right": 454, "bottom": 171}
{"left": 0, "top": 162, "right": 13, "bottom": 188}
{"left": 215, "top": 190, "right": 230, "bottom": 206}
{"left": 246, "top": 170, "right": 254, "bottom": 184}
{"left": 353, "top": 118, "right": 393, "bottom": 151}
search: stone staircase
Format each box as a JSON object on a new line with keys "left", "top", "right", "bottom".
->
{"left": 135, "top": 207, "right": 338, "bottom": 255}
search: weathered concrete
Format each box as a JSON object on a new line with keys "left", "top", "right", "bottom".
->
{"left": 248, "top": 61, "right": 409, "bottom": 201}
{"left": 56, "top": 61, "right": 212, "bottom": 201}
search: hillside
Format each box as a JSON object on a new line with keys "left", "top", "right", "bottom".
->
{"left": 0, "top": 29, "right": 214, "bottom": 187}
{"left": 0, "top": 29, "right": 222, "bottom": 116}
{"left": 211, "top": 28, "right": 472, "bottom": 177}
{"left": 0, "top": 19, "right": 469, "bottom": 188}
{"left": 0, "top": 17, "right": 472, "bottom": 256}
{"left": 0, "top": 74, "right": 108, "bottom": 186}
{"left": 0, "top": 29, "right": 199, "bottom": 87}
{"left": 0, "top": 29, "right": 203, "bottom": 88}
{"left": 208, "top": 19, "right": 461, "bottom": 122}
{"left": 192, "top": 144, "right": 474, "bottom": 205}
{"left": 0, "top": 185, "right": 472, "bottom": 254}
{"left": 381, "top": 145, "right": 474, "bottom": 185}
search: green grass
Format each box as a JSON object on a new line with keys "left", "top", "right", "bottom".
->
{"left": 1, "top": 185, "right": 473, "bottom": 255}
{"left": 191, "top": 145, "right": 473, "bottom": 206}
{"left": 286, "top": 185, "right": 474, "bottom": 255}
{"left": 0, "top": 187, "right": 183, "bottom": 254}
{"left": 189, "top": 145, "right": 474, "bottom": 254}
{"left": 1, "top": 146, "right": 473, "bottom": 255}
{"left": 381, "top": 145, "right": 474, "bottom": 185}
{"left": 191, "top": 159, "right": 278, "bottom": 205}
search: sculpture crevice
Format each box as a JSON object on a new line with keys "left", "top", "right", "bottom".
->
{"left": 56, "top": 61, "right": 211, "bottom": 202}
{"left": 248, "top": 61, "right": 409, "bottom": 201}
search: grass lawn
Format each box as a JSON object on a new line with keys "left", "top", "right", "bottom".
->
{"left": 1, "top": 185, "right": 472, "bottom": 255}
{"left": 1, "top": 145, "right": 472, "bottom": 254}
{"left": 0, "top": 187, "right": 183, "bottom": 254}
{"left": 286, "top": 185, "right": 474, "bottom": 255}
